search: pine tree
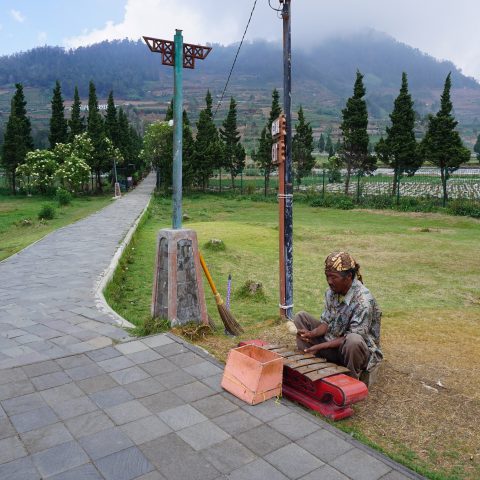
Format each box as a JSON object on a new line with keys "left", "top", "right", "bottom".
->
{"left": 318, "top": 133, "right": 325, "bottom": 152}
{"left": 68, "top": 86, "right": 85, "bottom": 141}
{"left": 255, "top": 89, "right": 282, "bottom": 196}
{"left": 105, "top": 91, "right": 119, "bottom": 147}
{"left": 325, "top": 134, "right": 333, "bottom": 158}
{"left": 193, "top": 91, "right": 222, "bottom": 191}
{"left": 340, "top": 70, "right": 376, "bottom": 194}
{"left": 375, "top": 73, "right": 421, "bottom": 195}
{"left": 420, "top": 73, "right": 470, "bottom": 204}
{"left": 49, "top": 80, "right": 68, "bottom": 149}
{"left": 165, "top": 100, "right": 173, "bottom": 122}
{"left": 474, "top": 133, "right": 480, "bottom": 162}
{"left": 1, "top": 84, "right": 33, "bottom": 194}
{"left": 86, "top": 80, "right": 108, "bottom": 191}
{"left": 182, "top": 110, "right": 195, "bottom": 189}
{"left": 219, "top": 97, "right": 245, "bottom": 188}
{"left": 292, "top": 106, "right": 315, "bottom": 188}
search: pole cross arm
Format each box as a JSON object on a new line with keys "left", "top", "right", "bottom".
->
{"left": 143, "top": 36, "right": 211, "bottom": 69}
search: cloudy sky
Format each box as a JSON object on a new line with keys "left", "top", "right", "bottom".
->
{"left": 1, "top": 0, "right": 479, "bottom": 81}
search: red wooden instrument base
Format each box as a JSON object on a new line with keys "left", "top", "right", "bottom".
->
{"left": 239, "top": 340, "right": 368, "bottom": 420}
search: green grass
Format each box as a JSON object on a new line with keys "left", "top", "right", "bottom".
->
{"left": 105, "top": 192, "right": 480, "bottom": 479}
{"left": 0, "top": 193, "right": 113, "bottom": 261}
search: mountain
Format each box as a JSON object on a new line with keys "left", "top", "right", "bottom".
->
{"left": 1, "top": 31, "right": 479, "bottom": 149}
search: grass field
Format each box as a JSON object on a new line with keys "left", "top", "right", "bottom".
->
{"left": 0, "top": 194, "right": 113, "bottom": 261}
{"left": 105, "top": 192, "right": 480, "bottom": 480}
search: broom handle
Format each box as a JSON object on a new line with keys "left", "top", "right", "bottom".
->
{"left": 199, "top": 252, "right": 218, "bottom": 296}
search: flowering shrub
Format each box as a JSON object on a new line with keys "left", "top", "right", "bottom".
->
{"left": 17, "top": 150, "right": 58, "bottom": 194}
{"left": 56, "top": 155, "right": 91, "bottom": 192}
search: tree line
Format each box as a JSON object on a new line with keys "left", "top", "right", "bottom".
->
{"left": 1, "top": 81, "right": 142, "bottom": 194}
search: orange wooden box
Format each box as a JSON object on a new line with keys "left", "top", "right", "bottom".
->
{"left": 221, "top": 344, "right": 283, "bottom": 405}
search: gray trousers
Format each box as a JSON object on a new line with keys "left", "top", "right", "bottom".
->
{"left": 293, "top": 311, "right": 369, "bottom": 379}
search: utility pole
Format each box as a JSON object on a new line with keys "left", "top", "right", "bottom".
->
{"left": 282, "top": 0, "right": 293, "bottom": 319}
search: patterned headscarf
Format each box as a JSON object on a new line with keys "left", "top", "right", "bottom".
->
{"left": 325, "top": 251, "right": 363, "bottom": 283}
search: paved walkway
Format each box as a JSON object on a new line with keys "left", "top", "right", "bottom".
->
{"left": 0, "top": 176, "right": 424, "bottom": 480}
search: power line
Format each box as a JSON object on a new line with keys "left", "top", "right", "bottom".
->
{"left": 213, "top": 0, "right": 258, "bottom": 118}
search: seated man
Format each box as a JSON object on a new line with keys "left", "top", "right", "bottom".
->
{"left": 294, "top": 251, "right": 382, "bottom": 381}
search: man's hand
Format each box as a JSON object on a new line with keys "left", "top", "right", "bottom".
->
{"left": 304, "top": 344, "right": 323, "bottom": 354}
{"left": 297, "top": 329, "right": 316, "bottom": 344}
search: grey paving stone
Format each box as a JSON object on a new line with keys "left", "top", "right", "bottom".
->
{"left": 115, "top": 340, "right": 149, "bottom": 355}
{"left": 378, "top": 471, "right": 412, "bottom": 480}
{"left": 126, "top": 348, "right": 162, "bottom": 364}
{"left": 22, "top": 359, "right": 61, "bottom": 378}
{"left": 330, "top": 448, "right": 392, "bottom": 480}
{"left": 236, "top": 424, "right": 290, "bottom": 456}
{"left": 140, "top": 358, "right": 179, "bottom": 376}
{"left": 159, "top": 404, "right": 208, "bottom": 431}
{"left": 31, "top": 371, "right": 72, "bottom": 390}
{"left": 32, "top": 440, "right": 89, "bottom": 478}
{"left": 65, "top": 410, "right": 114, "bottom": 439}
{"left": 0, "top": 367, "right": 27, "bottom": 385}
{"left": 201, "top": 373, "right": 223, "bottom": 393}
{"left": 98, "top": 356, "right": 135, "bottom": 373}
{"left": 86, "top": 346, "right": 122, "bottom": 362}
{"left": 299, "top": 465, "right": 350, "bottom": 480}
{"left": 268, "top": 412, "right": 321, "bottom": 441}
{"left": 212, "top": 409, "right": 262, "bottom": 435}
{"left": 228, "top": 458, "right": 288, "bottom": 480}
{"left": 90, "top": 386, "right": 134, "bottom": 408}
{"left": 49, "top": 395, "right": 98, "bottom": 420}
{"left": 241, "top": 399, "right": 291, "bottom": 422}
{"left": 265, "top": 443, "right": 324, "bottom": 479}
{"left": 109, "top": 366, "right": 151, "bottom": 385}
{"left": 140, "top": 390, "right": 185, "bottom": 413}
{"left": 77, "top": 374, "right": 118, "bottom": 394}
{"left": 56, "top": 354, "right": 93, "bottom": 369}
{"left": 2, "top": 392, "right": 46, "bottom": 415}
{"left": 0, "top": 435, "right": 28, "bottom": 464}
{"left": 40, "top": 382, "right": 85, "bottom": 405}
{"left": 20, "top": 421, "right": 74, "bottom": 454}
{"left": 94, "top": 446, "right": 154, "bottom": 480}
{"left": 176, "top": 420, "right": 230, "bottom": 451}
{"left": 191, "top": 394, "right": 238, "bottom": 419}
{"left": 79, "top": 426, "right": 134, "bottom": 460}
{"left": 10, "top": 405, "right": 59, "bottom": 434}
{"left": 141, "top": 335, "right": 174, "bottom": 348}
{"left": 0, "top": 379, "right": 35, "bottom": 401}
{"left": 121, "top": 415, "right": 172, "bottom": 445}
{"left": 200, "top": 438, "right": 257, "bottom": 474}
{"left": 172, "top": 381, "right": 216, "bottom": 402}
{"left": 105, "top": 399, "right": 151, "bottom": 425}
{"left": 140, "top": 433, "right": 219, "bottom": 480}
{"left": 184, "top": 361, "right": 223, "bottom": 379}
{"left": 48, "top": 463, "right": 103, "bottom": 480}
{"left": 0, "top": 456, "right": 41, "bottom": 480}
{"left": 65, "top": 363, "right": 105, "bottom": 381}
{"left": 124, "top": 377, "right": 165, "bottom": 398}
{"left": 134, "top": 472, "right": 167, "bottom": 480}
{"left": 0, "top": 417, "right": 16, "bottom": 440}
{"left": 153, "top": 342, "right": 190, "bottom": 357}
{"left": 169, "top": 351, "right": 203, "bottom": 368}
{"left": 155, "top": 370, "right": 197, "bottom": 389}
{"left": 297, "top": 428, "right": 354, "bottom": 463}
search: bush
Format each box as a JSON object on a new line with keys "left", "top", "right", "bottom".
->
{"left": 56, "top": 187, "right": 72, "bottom": 206}
{"left": 38, "top": 204, "right": 56, "bottom": 220}
{"left": 310, "top": 194, "right": 355, "bottom": 210}
{"left": 360, "top": 195, "right": 395, "bottom": 209}
{"left": 447, "top": 199, "right": 480, "bottom": 218}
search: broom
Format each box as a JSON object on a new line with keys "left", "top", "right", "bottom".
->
{"left": 199, "top": 252, "right": 244, "bottom": 336}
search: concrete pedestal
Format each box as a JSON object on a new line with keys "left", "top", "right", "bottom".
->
{"left": 151, "top": 229, "right": 208, "bottom": 327}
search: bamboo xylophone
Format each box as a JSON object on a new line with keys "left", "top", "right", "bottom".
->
{"left": 240, "top": 340, "right": 369, "bottom": 420}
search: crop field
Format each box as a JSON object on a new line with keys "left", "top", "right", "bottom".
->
{"left": 106, "top": 192, "right": 480, "bottom": 480}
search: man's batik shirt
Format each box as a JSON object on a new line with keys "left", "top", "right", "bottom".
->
{"left": 320, "top": 279, "right": 383, "bottom": 371}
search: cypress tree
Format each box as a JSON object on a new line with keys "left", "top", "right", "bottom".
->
{"left": 474, "top": 133, "right": 480, "bottom": 162}
{"left": 292, "top": 106, "right": 315, "bottom": 188}
{"left": 325, "top": 134, "right": 333, "bottom": 158}
{"left": 182, "top": 110, "right": 196, "bottom": 189}
{"left": 165, "top": 100, "right": 173, "bottom": 122}
{"left": 219, "top": 97, "right": 245, "bottom": 188}
{"left": 340, "top": 70, "right": 376, "bottom": 194}
{"left": 193, "top": 91, "right": 222, "bottom": 191}
{"left": 69, "top": 86, "right": 85, "bottom": 141}
{"left": 49, "top": 80, "right": 68, "bottom": 149}
{"left": 375, "top": 73, "right": 421, "bottom": 195}
{"left": 420, "top": 73, "right": 470, "bottom": 204}
{"left": 318, "top": 133, "right": 325, "bottom": 152}
{"left": 2, "top": 84, "right": 33, "bottom": 194}
{"left": 105, "top": 91, "right": 119, "bottom": 147}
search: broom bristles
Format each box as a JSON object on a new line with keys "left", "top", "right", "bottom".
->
{"left": 217, "top": 303, "right": 244, "bottom": 336}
